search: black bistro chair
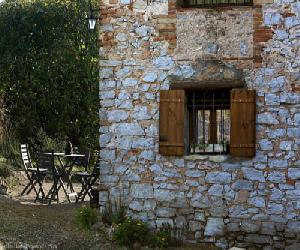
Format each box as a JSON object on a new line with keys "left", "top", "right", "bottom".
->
{"left": 38, "top": 151, "right": 70, "bottom": 204}
{"left": 20, "top": 144, "right": 47, "bottom": 201}
{"left": 74, "top": 151, "right": 99, "bottom": 202}
{"left": 73, "top": 149, "right": 91, "bottom": 171}
{"left": 67, "top": 149, "right": 91, "bottom": 193}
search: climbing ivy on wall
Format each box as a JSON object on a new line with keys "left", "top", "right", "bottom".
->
{"left": 0, "top": 0, "right": 99, "bottom": 149}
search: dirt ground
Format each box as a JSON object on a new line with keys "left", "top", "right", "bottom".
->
{"left": 0, "top": 171, "right": 111, "bottom": 250}
{"left": 0, "top": 171, "right": 221, "bottom": 250}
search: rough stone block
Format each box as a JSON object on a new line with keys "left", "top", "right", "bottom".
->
{"left": 116, "top": 32, "right": 127, "bottom": 42}
{"left": 242, "top": 168, "right": 265, "bottom": 182}
{"left": 156, "top": 207, "right": 176, "bottom": 217}
{"left": 269, "top": 159, "right": 289, "bottom": 169}
{"left": 154, "top": 189, "right": 176, "bottom": 202}
{"left": 131, "top": 184, "right": 154, "bottom": 199}
{"left": 261, "top": 222, "right": 276, "bottom": 235}
{"left": 235, "top": 190, "right": 249, "bottom": 203}
{"left": 257, "top": 113, "right": 279, "bottom": 125}
{"left": 205, "top": 172, "right": 232, "bottom": 184}
{"left": 204, "top": 218, "right": 225, "bottom": 236}
{"left": 280, "top": 141, "right": 293, "bottom": 151}
{"left": 286, "top": 221, "right": 300, "bottom": 233}
{"left": 135, "top": 26, "right": 149, "bottom": 37}
{"left": 142, "top": 72, "right": 157, "bottom": 83}
{"left": 208, "top": 184, "right": 223, "bottom": 197}
{"left": 232, "top": 180, "right": 253, "bottom": 191}
{"left": 265, "top": 93, "right": 280, "bottom": 105}
{"left": 286, "top": 190, "right": 300, "bottom": 200}
{"left": 267, "top": 171, "right": 286, "bottom": 183}
{"left": 195, "top": 212, "right": 205, "bottom": 222}
{"left": 114, "top": 123, "right": 145, "bottom": 136}
{"left": 288, "top": 168, "right": 300, "bottom": 180}
{"left": 185, "top": 170, "right": 205, "bottom": 178}
{"left": 264, "top": 12, "right": 281, "bottom": 26}
{"left": 244, "top": 234, "right": 271, "bottom": 244}
{"left": 241, "top": 221, "right": 260, "bottom": 233}
{"left": 107, "top": 110, "right": 128, "bottom": 122}
{"left": 259, "top": 139, "right": 273, "bottom": 150}
{"left": 270, "top": 188, "right": 283, "bottom": 201}
{"left": 189, "top": 221, "right": 203, "bottom": 232}
{"left": 267, "top": 203, "right": 283, "bottom": 214}
{"left": 122, "top": 78, "right": 138, "bottom": 87}
{"left": 132, "top": 138, "right": 154, "bottom": 149}
{"left": 154, "top": 56, "right": 175, "bottom": 70}
{"left": 100, "top": 149, "right": 116, "bottom": 161}
{"left": 132, "top": 106, "right": 151, "bottom": 120}
{"left": 248, "top": 197, "right": 266, "bottom": 208}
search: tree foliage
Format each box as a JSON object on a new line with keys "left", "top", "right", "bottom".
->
{"left": 0, "top": 0, "right": 99, "bottom": 149}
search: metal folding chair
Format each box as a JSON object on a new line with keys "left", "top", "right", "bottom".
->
{"left": 74, "top": 151, "right": 99, "bottom": 202}
{"left": 20, "top": 144, "right": 47, "bottom": 201}
{"left": 73, "top": 149, "right": 91, "bottom": 170}
{"left": 39, "top": 151, "right": 70, "bottom": 204}
{"left": 67, "top": 149, "right": 91, "bottom": 192}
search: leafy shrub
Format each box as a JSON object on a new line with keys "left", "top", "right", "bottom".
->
{"left": 0, "top": 162, "right": 11, "bottom": 180}
{"left": 75, "top": 206, "right": 100, "bottom": 230}
{"left": 29, "top": 128, "right": 66, "bottom": 153}
{"left": 0, "top": 160, "right": 13, "bottom": 193}
{"left": 101, "top": 198, "right": 127, "bottom": 226}
{"left": 148, "top": 229, "right": 169, "bottom": 249}
{"left": 0, "top": 137, "right": 22, "bottom": 169}
{"left": 113, "top": 218, "right": 149, "bottom": 248}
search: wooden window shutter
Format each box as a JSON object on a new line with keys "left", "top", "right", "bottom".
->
{"left": 230, "top": 89, "right": 256, "bottom": 157}
{"left": 159, "top": 90, "right": 185, "bottom": 156}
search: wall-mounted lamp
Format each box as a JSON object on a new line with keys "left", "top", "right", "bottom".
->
{"left": 88, "top": 14, "right": 98, "bottom": 30}
{"left": 87, "top": 0, "right": 99, "bottom": 30}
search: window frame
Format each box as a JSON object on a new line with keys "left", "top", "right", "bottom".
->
{"left": 186, "top": 89, "right": 231, "bottom": 155}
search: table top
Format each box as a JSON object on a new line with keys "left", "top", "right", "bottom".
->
{"left": 65, "top": 153, "right": 85, "bottom": 157}
{"left": 43, "top": 152, "right": 85, "bottom": 157}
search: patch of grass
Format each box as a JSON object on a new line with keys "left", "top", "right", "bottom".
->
{"left": 113, "top": 218, "right": 149, "bottom": 249}
{"left": 75, "top": 205, "right": 100, "bottom": 230}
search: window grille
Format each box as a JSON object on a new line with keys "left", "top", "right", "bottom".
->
{"left": 183, "top": 0, "right": 253, "bottom": 8}
{"left": 187, "top": 90, "right": 230, "bottom": 155}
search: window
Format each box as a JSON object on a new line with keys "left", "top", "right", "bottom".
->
{"left": 182, "top": 0, "right": 253, "bottom": 8}
{"left": 159, "top": 89, "right": 256, "bottom": 157}
{"left": 187, "top": 90, "right": 230, "bottom": 155}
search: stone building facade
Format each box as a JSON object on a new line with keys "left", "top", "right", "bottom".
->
{"left": 99, "top": 0, "right": 300, "bottom": 248}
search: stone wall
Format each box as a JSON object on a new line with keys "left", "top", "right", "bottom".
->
{"left": 99, "top": 0, "right": 300, "bottom": 248}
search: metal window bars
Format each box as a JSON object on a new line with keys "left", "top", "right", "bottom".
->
{"left": 188, "top": 90, "right": 230, "bottom": 155}
{"left": 183, "top": 0, "right": 253, "bottom": 8}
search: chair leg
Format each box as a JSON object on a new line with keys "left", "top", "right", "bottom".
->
{"left": 80, "top": 177, "right": 97, "bottom": 202}
{"left": 66, "top": 175, "right": 75, "bottom": 193}
{"left": 22, "top": 179, "right": 39, "bottom": 198}
{"left": 76, "top": 177, "right": 87, "bottom": 202}
{"left": 47, "top": 178, "right": 59, "bottom": 205}
{"left": 20, "top": 182, "right": 31, "bottom": 196}
{"left": 26, "top": 179, "right": 38, "bottom": 195}
{"left": 58, "top": 177, "right": 70, "bottom": 203}
{"left": 34, "top": 176, "right": 46, "bottom": 202}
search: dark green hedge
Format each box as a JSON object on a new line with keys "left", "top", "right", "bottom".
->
{"left": 0, "top": 0, "right": 99, "bottom": 149}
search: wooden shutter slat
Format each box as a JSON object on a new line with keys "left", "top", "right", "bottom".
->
{"left": 230, "top": 89, "right": 256, "bottom": 157}
{"left": 159, "top": 90, "right": 185, "bottom": 156}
